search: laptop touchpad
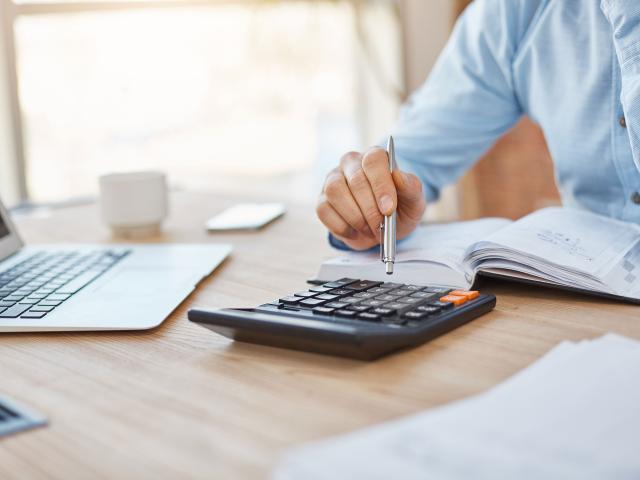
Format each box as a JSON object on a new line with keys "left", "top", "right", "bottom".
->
{"left": 94, "top": 268, "right": 196, "bottom": 294}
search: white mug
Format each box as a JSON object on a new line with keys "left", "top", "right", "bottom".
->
{"left": 99, "top": 171, "right": 168, "bottom": 237}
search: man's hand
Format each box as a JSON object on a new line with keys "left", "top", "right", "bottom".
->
{"left": 316, "top": 148, "right": 427, "bottom": 250}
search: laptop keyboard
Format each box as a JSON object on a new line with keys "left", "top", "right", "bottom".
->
{"left": 261, "top": 278, "right": 481, "bottom": 328}
{"left": 0, "top": 249, "right": 130, "bottom": 320}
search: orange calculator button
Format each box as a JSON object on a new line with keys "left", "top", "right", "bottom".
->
{"left": 450, "top": 290, "right": 480, "bottom": 300}
{"left": 439, "top": 294, "right": 467, "bottom": 306}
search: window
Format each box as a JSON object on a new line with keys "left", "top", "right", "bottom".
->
{"left": 0, "top": 0, "right": 403, "bottom": 206}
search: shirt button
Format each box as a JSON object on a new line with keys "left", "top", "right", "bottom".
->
{"left": 632, "top": 192, "right": 640, "bottom": 205}
{"left": 620, "top": 116, "right": 627, "bottom": 128}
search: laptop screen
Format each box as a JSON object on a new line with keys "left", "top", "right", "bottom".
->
{"left": 0, "top": 212, "right": 10, "bottom": 240}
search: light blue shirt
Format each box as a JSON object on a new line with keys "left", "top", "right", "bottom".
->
{"left": 393, "top": 0, "right": 640, "bottom": 221}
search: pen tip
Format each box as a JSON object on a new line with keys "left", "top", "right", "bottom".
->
{"left": 385, "top": 262, "right": 394, "bottom": 275}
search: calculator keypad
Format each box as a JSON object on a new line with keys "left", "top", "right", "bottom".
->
{"left": 271, "top": 279, "right": 481, "bottom": 327}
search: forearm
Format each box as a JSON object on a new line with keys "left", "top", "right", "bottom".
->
{"left": 389, "top": 0, "right": 523, "bottom": 202}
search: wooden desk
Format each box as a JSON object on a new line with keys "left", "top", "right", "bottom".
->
{"left": 1, "top": 192, "right": 639, "bottom": 479}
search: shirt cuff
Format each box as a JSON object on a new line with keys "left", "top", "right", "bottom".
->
{"left": 327, "top": 230, "right": 416, "bottom": 252}
{"left": 328, "top": 233, "right": 354, "bottom": 251}
{"left": 327, "top": 233, "right": 379, "bottom": 252}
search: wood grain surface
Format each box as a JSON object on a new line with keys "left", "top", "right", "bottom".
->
{"left": 1, "top": 192, "right": 638, "bottom": 479}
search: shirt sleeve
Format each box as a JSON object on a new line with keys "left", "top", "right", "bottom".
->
{"left": 601, "top": 0, "right": 640, "bottom": 173}
{"left": 392, "top": 0, "right": 525, "bottom": 201}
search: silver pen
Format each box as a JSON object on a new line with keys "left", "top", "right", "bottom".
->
{"left": 380, "top": 136, "right": 397, "bottom": 275}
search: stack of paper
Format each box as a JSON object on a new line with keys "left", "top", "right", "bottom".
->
{"left": 274, "top": 334, "right": 640, "bottom": 480}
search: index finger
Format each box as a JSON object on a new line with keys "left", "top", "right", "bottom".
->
{"left": 361, "top": 147, "right": 397, "bottom": 216}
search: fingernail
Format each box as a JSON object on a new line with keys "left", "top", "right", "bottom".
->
{"left": 379, "top": 195, "right": 393, "bottom": 215}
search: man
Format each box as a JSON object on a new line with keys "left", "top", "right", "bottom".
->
{"left": 316, "top": 0, "right": 640, "bottom": 250}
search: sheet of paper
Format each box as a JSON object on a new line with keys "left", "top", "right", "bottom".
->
{"left": 274, "top": 334, "right": 640, "bottom": 480}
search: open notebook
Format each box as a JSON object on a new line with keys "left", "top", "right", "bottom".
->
{"left": 317, "top": 207, "right": 640, "bottom": 303}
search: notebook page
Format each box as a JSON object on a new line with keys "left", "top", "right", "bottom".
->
{"left": 317, "top": 218, "right": 510, "bottom": 287}
{"left": 476, "top": 207, "right": 640, "bottom": 278}
{"left": 320, "top": 218, "right": 509, "bottom": 274}
{"left": 396, "top": 218, "right": 510, "bottom": 270}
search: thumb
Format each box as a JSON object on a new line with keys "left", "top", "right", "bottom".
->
{"left": 393, "top": 170, "right": 424, "bottom": 204}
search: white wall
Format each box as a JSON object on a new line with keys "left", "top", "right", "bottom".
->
{"left": 399, "top": 0, "right": 460, "bottom": 220}
{"left": 400, "top": 0, "right": 453, "bottom": 94}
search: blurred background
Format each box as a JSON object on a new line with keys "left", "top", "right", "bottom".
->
{"left": 0, "top": 0, "right": 559, "bottom": 220}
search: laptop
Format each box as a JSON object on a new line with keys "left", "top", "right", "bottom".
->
{"left": 0, "top": 196, "right": 231, "bottom": 332}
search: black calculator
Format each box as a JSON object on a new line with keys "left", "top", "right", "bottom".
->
{"left": 188, "top": 278, "right": 496, "bottom": 360}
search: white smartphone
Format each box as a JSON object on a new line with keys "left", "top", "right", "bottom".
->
{"left": 206, "top": 203, "right": 286, "bottom": 232}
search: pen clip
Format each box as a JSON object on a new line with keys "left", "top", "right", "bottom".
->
{"left": 379, "top": 221, "right": 385, "bottom": 262}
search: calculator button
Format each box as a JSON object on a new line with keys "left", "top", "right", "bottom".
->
{"left": 312, "top": 307, "right": 335, "bottom": 315}
{"left": 450, "top": 290, "right": 479, "bottom": 300}
{"left": 325, "top": 302, "right": 348, "bottom": 309}
{"left": 323, "top": 278, "right": 357, "bottom": 288}
{"left": 380, "top": 282, "right": 403, "bottom": 289}
{"left": 298, "top": 298, "right": 328, "bottom": 308}
{"left": 294, "top": 291, "right": 316, "bottom": 298}
{"left": 375, "top": 294, "right": 400, "bottom": 302}
{"left": 403, "top": 285, "right": 423, "bottom": 291}
{"left": 439, "top": 294, "right": 467, "bottom": 306}
{"left": 344, "top": 280, "right": 382, "bottom": 291}
{"left": 334, "top": 309, "right": 358, "bottom": 318}
{"left": 416, "top": 305, "right": 440, "bottom": 315}
{"left": 424, "top": 287, "right": 451, "bottom": 294}
{"left": 357, "top": 312, "right": 380, "bottom": 321}
{"left": 329, "top": 289, "right": 351, "bottom": 297}
{"left": 409, "top": 291, "right": 438, "bottom": 299}
{"left": 309, "top": 285, "right": 333, "bottom": 293}
{"left": 315, "top": 293, "right": 340, "bottom": 301}
{"left": 383, "top": 302, "right": 416, "bottom": 315}
{"left": 371, "top": 307, "right": 396, "bottom": 317}
{"left": 368, "top": 287, "right": 392, "bottom": 294}
{"left": 359, "top": 299, "right": 386, "bottom": 307}
{"left": 353, "top": 292, "right": 376, "bottom": 299}
{"left": 385, "top": 302, "right": 407, "bottom": 311}
{"left": 346, "top": 304, "right": 370, "bottom": 312}
{"left": 403, "top": 311, "right": 428, "bottom": 320}
{"left": 339, "top": 297, "right": 361, "bottom": 305}
{"left": 393, "top": 289, "right": 414, "bottom": 297}
{"left": 279, "top": 296, "right": 300, "bottom": 305}
{"left": 397, "top": 297, "right": 422, "bottom": 305}
{"left": 429, "top": 300, "right": 454, "bottom": 310}
{"left": 321, "top": 282, "right": 346, "bottom": 289}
